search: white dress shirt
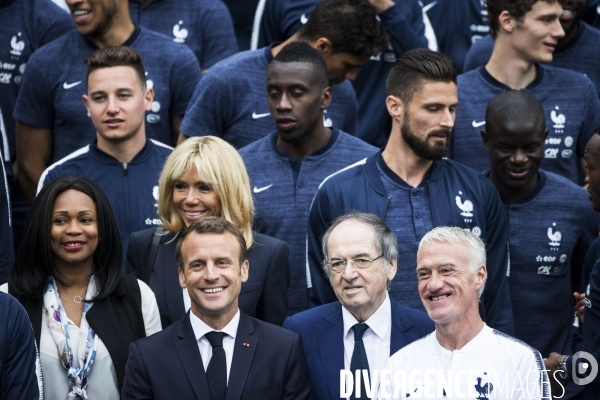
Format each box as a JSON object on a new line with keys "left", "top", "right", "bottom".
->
{"left": 189, "top": 309, "right": 240, "bottom": 384}
{"left": 1, "top": 279, "right": 162, "bottom": 400}
{"left": 341, "top": 293, "right": 392, "bottom": 397}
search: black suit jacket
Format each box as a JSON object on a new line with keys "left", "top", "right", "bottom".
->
{"left": 127, "top": 228, "right": 290, "bottom": 327}
{"left": 121, "top": 311, "right": 314, "bottom": 400}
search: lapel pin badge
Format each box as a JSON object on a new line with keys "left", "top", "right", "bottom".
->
{"left": 243, "top": 343, "right": 250, "bottom": 347}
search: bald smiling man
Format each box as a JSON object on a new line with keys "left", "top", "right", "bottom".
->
{"left": 482, "top": 90, "right": 599, "bottom": 398}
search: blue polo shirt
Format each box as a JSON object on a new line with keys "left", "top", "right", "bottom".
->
{"left": 239, "top": 129, "right": 377, "bottom": 314}
{"left": 13, "top": 26, "right": 200, "bottom": 162}
{"left": 376, "top": 154, "right": 434, "bottom": 310}
{"left": 128, "top": 0, "right": 237, "bottom": 69}
{"left": 38, "top": 139, "right": 172, "bottom": 256}
{"left": 0, "top": 0, "right": 73, "bottom": 166}
{"left": 421, "top": 0, "right": 489, "bottom": 73}
{"left": 180, "top": 45, "right": 357, "bottom": 149}
{"left": 252, "top": 0, "right": 427, "bottom": 147}
{"left": 499, "top": 170, "right": 598, "bottom": 359}
{"left": 452, "top": 65, "right": 600, "bottom": 184}
{"left": 463, "top": 22, "right": 600, "bottom": 99}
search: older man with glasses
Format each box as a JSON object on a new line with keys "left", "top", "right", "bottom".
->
{"left": 283, "top": 212, "right": 433, "bottom": 400}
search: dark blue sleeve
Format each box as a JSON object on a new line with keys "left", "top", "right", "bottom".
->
{"left": 377, "top": 0, "right": 428, "bottom": 54}
{"left": 256, "top": 0, "right": 317, "bottom": 48}
{"left": 463, "top": 35, "right": 494, "bottom": 72}
{"left": 307, "top": 183, "right": 338, "bottom": 307}
{"left": 1, "top": 294, "right": 39, "bottom": 400}
{"left": 577, "top": 77, "right": 600, "bottom": 158}
{"left": 35, "top": 4, "right": 74, "bottom": 48}
{"left": 12, "top": 53, "right": 53, "bottom": 128}
{"left": 121, "top": 342, "right": 153, "bottom": 400}
{"left": 168, "top": 45, "right": 201, "bottom": 117}
{"left": 479, "top": 176, "right": 515, "bottom": 335}
{"left": 0, "top": 152, "right": 13, "bottom": 285}
{"left": 335, "top": 81, "right": 357, "bottom": 135}
{"left": 198, "top": 0, "right": 238, "bottom": 68}
{"left": 180, "top": 72, "right": 231, "bottom": 138}
{"left": 256, "top": 239, "right": 290, "bottom": 326}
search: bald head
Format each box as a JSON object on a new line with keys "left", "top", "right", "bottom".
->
{"left": 485, "top": 91, "right": 546, "bottom": 137}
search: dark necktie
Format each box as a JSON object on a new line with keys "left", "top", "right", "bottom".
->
{"left": 205, "top": 331, "right": 227, "bottom": 400}
{"left": 350, "top": 323, "right": 370, "bottom": 399}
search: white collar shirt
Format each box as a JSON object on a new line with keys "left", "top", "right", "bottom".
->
{"left": 189, "top": 309, "right": 240, "bottom": 384}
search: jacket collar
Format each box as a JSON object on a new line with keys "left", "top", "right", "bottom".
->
{"left": 89, "top": 139, "right": 154, "bottom": 165}
{"left": 365, "top": 151, "right": 445, "bottom": 196}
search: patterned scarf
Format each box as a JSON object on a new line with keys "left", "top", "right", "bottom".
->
{"left": 43, "top": 276, "right": 99, "bottom": 400}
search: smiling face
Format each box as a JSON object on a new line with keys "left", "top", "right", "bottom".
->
{"left": 559, "top": 0, "right": 585, "bottom": 34}
{"left": 327, "top": 220, "right": 397, "bottom": 321}
{"left": 584, "top": 134, "right": 600, "bottom": 211}
{"left": 483, "top": 118, "right": 547, "bottom": 201}
{"left": 66, "top": 0, "right": 118, "bottom": 37}
{"left": 173, "top": 167, "right": 221, "bottom": 227}
{"left": 397, "top": 80, "right": 458, "bottom": 160}
{"left": 178, "top": 231, "right": 249, "bottom": 325}
{"left": 83, "top": 65, "right": 152, "bottom": 146}
{"left": 510, "top": 1, "right": 565, "bottom": 63}
{"left": 267, "top": 61, "right": 330, "bottom": 143}
{"left": 51, "top": 189, "right": 99, "bottom": 271}
{"left": 416, "top": 241, "right": 486, "bottom": 327}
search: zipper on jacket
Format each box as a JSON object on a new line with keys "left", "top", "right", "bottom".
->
{"left": 123, "top": 163, "right": 128, "bottom": 176}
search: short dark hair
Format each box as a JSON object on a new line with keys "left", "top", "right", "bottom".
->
{"left": 485, "top": 90, "right": 545, "bottom": 135}
{"left": 487, "top": 0, "right": 560, "bottom": 39}
{"left": 85, "top": 46, "right": 146, "bottom": 89}
{"left": 321, "top": 212, "right": 398, "bottom": 280}
{"left": 386, "top": 48, "right": 457, "bottom": 105}
{"left": 297, "top": 0, "right": 388, "bottom": 56}
{"left": 176, "top": 217, "right": 248, "bottom": 269}
{"left": 271, "top": 42, "right": 329, "bottom": 89}
{"left": 11, "top": 175, "right": 125, "bottom": 300}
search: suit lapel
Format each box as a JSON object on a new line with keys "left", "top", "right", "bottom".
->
{"left": 226, "top": 312, "right": 258, "bottom": 400}
{"left": 161, "top": 240, "right": 186, "bottom": 324}
{"left": 175, "top": 314, "right": 211, "bottom": 400}
{"left": 390, "top": 300, "right": 418, "bottom": 354}
{"left": 317, "top": 303, "right": 345, "bottom": 400}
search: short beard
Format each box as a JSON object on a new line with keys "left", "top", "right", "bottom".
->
{"left": 401, "top": 118, "right": 451, "bottom": 161}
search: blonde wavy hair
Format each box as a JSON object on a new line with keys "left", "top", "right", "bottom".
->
{"left": 158, "top": 136, "right": 254, "bottom": 247}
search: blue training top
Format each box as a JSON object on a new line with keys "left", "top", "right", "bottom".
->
{"left": 452, "top": 65, "right": 600, "bottom": 184}
{"left": 180, "top": 44, "right": 357, "bottom": 149}
{"left": 128, "top": 0, "right": 237, "bottom": 69}
{"left": 0, "top": 0, "right": 73, "bottom": 166}
{"left": 421, "top": 0, "right": 489, "bottom": 73}
{"left": 13, "top": 26, "right": 200, "bottom": 162}
{"left": 499, "top": 170, "right": 598, "bottom": 358}
{"left": 239, "top": 129, "right": 377, "bottom": 314}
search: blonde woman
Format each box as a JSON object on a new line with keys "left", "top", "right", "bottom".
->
{"left": 126, "top": 136, "right": 289, "bottom": 327}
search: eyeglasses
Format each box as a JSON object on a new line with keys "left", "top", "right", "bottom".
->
{"left": 326, "top": 255, "right": 383, "bottom": 273}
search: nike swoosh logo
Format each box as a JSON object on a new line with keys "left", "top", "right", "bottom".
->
{"left": 472, "top": 120, "right": 486, "bottom": 128}
{"left": 422, "top": 1, "right": 437, "bottom": 13}
{"left": 252, "top": 112, "right": 270, "bottom": 119}
{"left": 300, "top": 14, "right": 308, "bottom": 24}
{"left": 63, "top": 81, "right": 82, "bottom": 89}
{"left": 253, "top": 184, "right": 272, "bottom": 193}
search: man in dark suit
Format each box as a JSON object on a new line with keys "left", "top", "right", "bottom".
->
{"left": 284, "top": 212, "right": 433, "bottom": 400}
{"left": 121, "top": 217, "right": 312, "bottom": 400}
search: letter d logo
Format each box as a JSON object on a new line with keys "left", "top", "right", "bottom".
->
{"left": 573, "top": 352, "right": 598, "bottom": 385}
